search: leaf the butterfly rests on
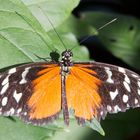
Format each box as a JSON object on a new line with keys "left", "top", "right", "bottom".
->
{"left": 0, "top": 50, "right": 140, "bottom": 128}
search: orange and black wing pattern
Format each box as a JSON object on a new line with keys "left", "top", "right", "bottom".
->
{"left": 0, "top": 62, "right": 62, "bottom": 125}
{"left": 0, "top": 53, "right": 140, "bottom": 126}
{"left": 68, "top": 62, "right": 140, "bottom": 124}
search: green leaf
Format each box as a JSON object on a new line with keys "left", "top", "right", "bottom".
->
{"left": 83, "top": 12, "right": 140, "bottom": 70}
{"left": 49, "top": 117, "right": 104, "bottom": 140}
{"left": 21, "top": 0, "right": 80, "bottom": 31}
{"left": 0, "top": 117, "right": 65, "bottom": 140}
{"left": 85, "top": 118, "right": 105, "bottom": 136}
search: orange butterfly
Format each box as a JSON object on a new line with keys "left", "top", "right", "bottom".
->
{"left": 0, "top": 49, "right": 140, "bottom": 126}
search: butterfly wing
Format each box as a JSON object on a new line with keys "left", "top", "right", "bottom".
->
{"left": 66, "top": 62, "right": 140, "bottom": 124}
{"left": 0, "top": 62, "right": 61, "bottom": 125}
{"left": 0, "top": 61, "right": 140, "bottom": 125}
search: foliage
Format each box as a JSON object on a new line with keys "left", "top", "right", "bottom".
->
{"left": 0, "top": 0, "right": 140, "bottom": 140}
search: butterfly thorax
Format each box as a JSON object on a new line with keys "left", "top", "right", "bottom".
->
{"left": 60, "top": 50, "right": 73, "bottom": 75}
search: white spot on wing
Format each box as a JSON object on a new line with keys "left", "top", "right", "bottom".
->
{"left": 0, "top": 83, "right": 9, "bottom": 95}
{"left": 123, "top": 94, "right": 128, "bottom": 103}
{"left": 132, "top": 74, "right": 138, "bottom": 78}
{"left": 105, "top": 67, "right": 114, "bottom": 83}
{"left": 24, "top": 112, "right": 27, "bottom": 116}
{"left": 126, "top": 104, "right": 130, "bottom": 108}
{"left": 100, "top": 111, "right": 104, "bottom": 116}
{"left": 19, "top": 67, "right": 31, "bottom": 84}
{"left": 138, "top": 89, "right": 140, "bottom": 95}
{"left": 13, "top": 90, "right": 22, "bottom": 103}
{"left": 107, "top": 105, "right": 112, "bottom": 112}
{"left": 109, "top": 89, "right": 119, "bottom": 100}
{"left": 124, "top": 74, "right": 130, "bottom": 84}
{"left": 114, "top": 105, "right": 121, "bottom": 113}
{"left": 2, "top": 75, "right": 10, "bottom": 86}
{"left": 17, "top": 108, "right": 22, "bottom": 114}
{"left": 7, "top": 108, "right": 15, "bottom": 115}
{"left": 138, "top": 81, "right": 140, "bottom": 88}
{"left": 135, "top": 98, "right": 138, "bottom": 104}
{"left": 123, "top": 81, "right": 131, "bottom": 92}
{"left": 8, "top": 68, "right": 16, "bottom": 74}
{"left": 2, "top": 97, "right": 8, "bottom": 106}
{"left": 10, "top": 108, "right": 15, "bottom": 114}
{"left": 118, "top": 67, "right": 126, "bottom": 73}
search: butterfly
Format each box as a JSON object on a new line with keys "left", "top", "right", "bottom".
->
{"left": 0, "top": 49, "right": 140, "bottom": 126}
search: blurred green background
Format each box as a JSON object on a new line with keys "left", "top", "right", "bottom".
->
{"left": 0, "top": 0, "right": 140, "bottom": 140}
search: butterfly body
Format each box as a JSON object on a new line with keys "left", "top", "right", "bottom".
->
{"left": 0, "top": 50, "right": 140, "bottom": 126}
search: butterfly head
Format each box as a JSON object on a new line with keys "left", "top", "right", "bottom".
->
{"left": 61, "top": 50, "right": 73, "bottom": 66}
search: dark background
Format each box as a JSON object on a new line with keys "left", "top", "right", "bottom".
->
{"left": 73, "top": 0, "right": 140, "bottom": 75}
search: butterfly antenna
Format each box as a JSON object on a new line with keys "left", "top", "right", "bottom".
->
{"left": 47, "top": 16, "right": 67, "bottom": 49}
{"left": 98, "top": 18, "right": 117, "bottom": 30}
{"left": 38, "top": 7, "right": 67, "bottom": 50}
{"left": 78, "top": 18, "right": 117, "bottom": 46}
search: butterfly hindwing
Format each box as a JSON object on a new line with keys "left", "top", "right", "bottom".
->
{"left": 0, "top": 62, "right": 61, "bottom": 125}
